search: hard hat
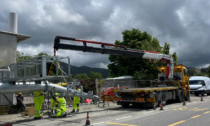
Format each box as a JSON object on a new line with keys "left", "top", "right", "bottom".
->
{"left": 18, "top": 92, "right": 22, "bottom": 94}
{"left": 76, "top": 85, "right": 80, "bottom": 87}
{"left": 55, "top": 93, "right": 60, "bottom": 96}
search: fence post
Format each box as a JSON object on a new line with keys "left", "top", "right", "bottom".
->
{"left": 95, "top": 78, "right": 98, "bottom": 96}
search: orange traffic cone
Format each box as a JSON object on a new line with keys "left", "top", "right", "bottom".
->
{"left": 183, "top": 99, "right": 186, "bottom": 105}
{"left": 160, "top": 101, "right": 163, "bottom": 110}
{"left": 84, "top": 112, "right": 93, "bottom": 126}
{"left": 201, "top": 95, "right": 203, "bottom": 101}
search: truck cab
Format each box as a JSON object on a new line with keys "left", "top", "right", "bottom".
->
{"left": 157, "top": 64, "right": 189, "bottom": 82}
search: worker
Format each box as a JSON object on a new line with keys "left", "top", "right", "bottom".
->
{"left": 51, "top": 93, "right": 60, "bottom": 114}
{"left": 71, "top": 85, "right": 81, "bottom": 113}
{"left": 55, "top": 95, "right": 67, "bottom": 118}
{"left": 33, "top": 91, "right": 45, "bottom": 120}
{"left": 16, "top": 92, "right": 24, "bottom": 112}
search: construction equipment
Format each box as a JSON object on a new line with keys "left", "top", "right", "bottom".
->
{"left": 53, "top": 36, "right": 190, "bottom": 109}
{"left": 0, "top": 56, "right": 99, "bottom": 104}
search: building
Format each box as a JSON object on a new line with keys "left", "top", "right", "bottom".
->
{"left": 0, "top": 13, "right": 31, "bottom": 105}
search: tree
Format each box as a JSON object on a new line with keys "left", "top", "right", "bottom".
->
{"left": 89, "top": 71, "right": 102, "bottom": 79}
{"left": 205, "top": 66, "right": 210, "bottom": 77}
{"left": 108, "top": 28, "right": 178, "bottom": 80}
{"left": 188, "top": 69, "right": 196, "bottom": 77}
{"left": 16, "top": 51, "right": 32, "bottom": 62}
{"left": 76, "top": 73, "right": 89, "bottom": 80}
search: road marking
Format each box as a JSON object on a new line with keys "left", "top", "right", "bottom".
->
{"left": 203, "top": 111, "right": 210, "bottom": 114}
{"left": 92, "top": 122, "right": 105, "bottom": 125}
{"left": 107, "top": 122, "right": 137, "bottom": 126}
{"left": 191, "top": 115, "right": 201, "bottom": 118}
{"left": 168, "top": 120, "right": 186, "bottom": 126}
{"left": 116, "top": 116, "right": 132, "bottom": 120}
{"left": 143, "top": 111, "right": 154, "bottom": 114}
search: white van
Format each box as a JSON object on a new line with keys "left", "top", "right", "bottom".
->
{"left": 189, "top": 76, "right": 210, "bottom": 96}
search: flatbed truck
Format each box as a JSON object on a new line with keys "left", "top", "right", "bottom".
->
{"left": 53, "top": 36, "right": 190, "bottom": 109}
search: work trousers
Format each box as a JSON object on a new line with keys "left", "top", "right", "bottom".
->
{"left": 17, "top": 102, "right": 24, "bottom": 112}
{"left": 34, "top": 97, "right": 44, "bottom": 117}
{"left": 56, "top": 109, "right": 66, "bottom": 117}
{"left": 73, "top": 100, "right": 80, "bottom": 110}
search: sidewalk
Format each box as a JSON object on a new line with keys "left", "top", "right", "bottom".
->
{"left": 0, "top": 102, "right": 117, "bottom": 125}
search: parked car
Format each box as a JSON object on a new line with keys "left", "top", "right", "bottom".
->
{"left": 189, "top": 76, "right": 210, "bottom": 96}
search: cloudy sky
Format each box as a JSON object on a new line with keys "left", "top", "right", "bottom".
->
{"left": 0, "top": 0, "right": 210, "bottom": 69}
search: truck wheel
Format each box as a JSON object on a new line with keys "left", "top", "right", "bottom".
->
{"left": 195, "top": 94, "right": 199, "bottom": 96}
{"left": 176, "top": 89, "right": 183, "bottom": 102}
{"left": 153, "top": 93, "right": 158, "bottom": 109}
{"left": 185, "top": 89, "right": 190, "bottom": 101}
{"left": 121, "top": 103, "right": 130, "bottom": 108}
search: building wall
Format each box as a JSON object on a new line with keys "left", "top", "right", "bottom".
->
{"left": 0, "top": 94, "right": 16, "bottom": 106}
{"left": 0, "top": 33, "right": 17, "bottom": 67}
{"left": 194, "top": 68, "right": 201, "bottom": 74}
{"left": 0, "top": 33, "right": 17, "bottom": 106}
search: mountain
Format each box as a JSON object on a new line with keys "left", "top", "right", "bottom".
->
{"left": 60, "top": 62, "right": 110, "bottom": 78}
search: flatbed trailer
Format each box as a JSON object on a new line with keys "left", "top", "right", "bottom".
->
{"left": 107, "top": 80, "right": 189, "bottom": 109}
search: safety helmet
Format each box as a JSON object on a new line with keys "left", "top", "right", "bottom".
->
{"left": 18, "top": 92, "right": 22, "bottom": 95}
{"left": 55, "top": 93, "right": 60, "bottom": 96}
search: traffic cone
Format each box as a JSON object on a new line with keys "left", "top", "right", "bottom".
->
{"left": 84, "top": 112, "right": 93, "bottom": 126}
{"left": 160, "top": 101, "right": 163, "bottom": 110}
{"left": 183, "top": 99, "right": 186, "bottom": 105}
{"left": 201, "top": 95, "right": 203, "bottom": 101}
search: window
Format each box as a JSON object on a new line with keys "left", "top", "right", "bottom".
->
{"left": 183, "top": 69, "right": 188, "bottom": 76}
{"left": 189, "top": 80, "right": 205, "bottom": 85}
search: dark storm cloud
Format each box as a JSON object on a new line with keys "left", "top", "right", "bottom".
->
{"left": 1, "top": 0, "right": 210, "bottom": 68}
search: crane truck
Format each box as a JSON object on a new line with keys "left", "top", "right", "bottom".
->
{"left": 53, "top": 36, "right": 190, "bottom": 109}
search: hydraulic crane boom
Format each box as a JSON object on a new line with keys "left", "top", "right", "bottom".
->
{"left": 53, "top": 36, "right": 174, "bottom": 80}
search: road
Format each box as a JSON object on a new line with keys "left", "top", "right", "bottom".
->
{"left": 1, "top": 94, "right": 210, "bottom": 126}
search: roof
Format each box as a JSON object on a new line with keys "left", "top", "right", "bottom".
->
{"left": 0, "top": 30, "right": 31, "bottom": 43}
{"left": 189, "top": 76, "right": 210, "bottom": 80}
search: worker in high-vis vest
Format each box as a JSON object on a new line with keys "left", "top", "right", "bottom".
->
{"left": 33, "top": 91, "right": 45, "bottom": 120}
{"left": 55, "top": 95, "right": 67, "bottom": 118}
{"left": 71, "top": 85, "right": 81, "bottom": 113}
{"left": 51, "top": 93, "right": 60, "bottom": 114}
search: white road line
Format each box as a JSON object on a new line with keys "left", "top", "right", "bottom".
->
{"left": 116, "top": 116, "right": 132, "bottom": 120}
{"left": 143, "top": 111, "right": 154, "bottom": 114}
{"left": 92, "top": 122, "right": 105, "bottom": 125}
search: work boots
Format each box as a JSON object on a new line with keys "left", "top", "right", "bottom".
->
{"left": 71, "top": 109, "right": 75, "bottom": 113}
{"left": 76, "top": 109, "right": 79, "bottom": 113}
{"left": 34, "top": 116, "right": 42, "bottom": 120}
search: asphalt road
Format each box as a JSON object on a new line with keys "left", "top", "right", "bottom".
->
{"left": 4, "top": 94, "right": 210, "bottom": 126}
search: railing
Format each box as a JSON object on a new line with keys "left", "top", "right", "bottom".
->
{"left": 0, "top": 56, "right": 70, "bottom": 82}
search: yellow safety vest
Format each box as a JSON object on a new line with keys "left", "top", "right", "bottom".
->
{"left": 33, "top": 91, "right": 44, "bottom": 98}
{"left": 58, "top": 97, "right": 66, "bottom": 111}
{"left": 74, "top": 88, "right": 81, "bottom": 101}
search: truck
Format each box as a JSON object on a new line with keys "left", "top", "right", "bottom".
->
{"left": 53, "top": 36, "right": 190, "bottom": 109}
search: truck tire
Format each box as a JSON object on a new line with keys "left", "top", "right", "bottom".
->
{"left": 153, "top": 93, "right": 159, "bottom": 108}
{"left": 195, "top": 94, "right": 199, "bottom": 96}
{"left": 121, "top": 103, "right": 130, "bottom": 108}
{"left": 176, "top": 89, "right": 183, "bottom": 102}
{"left": 185, "top": 89, "right": 190, "bottom": 101}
